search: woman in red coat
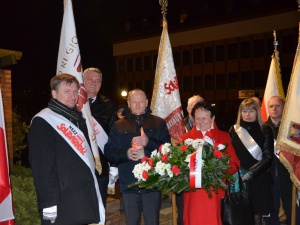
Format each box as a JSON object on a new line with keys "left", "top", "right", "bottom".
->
{"left": 181, "top": 101, "right": 240, "bottom": 225}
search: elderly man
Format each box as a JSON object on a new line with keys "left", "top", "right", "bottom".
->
{"left": 83, "top": 67, "right": 116, "bottom": 134}
{"left": 104, "top": 89, "right": 171, "bottom": 225}
{"left": 251, "top": 96, "right": 262, "bottom": 108}
{"left": 184, "top": 95, "right": 204, "bottom": 131}
{"left": 83, "top": 67, "right": 116, "bottom": 207}
{"left": 28, "top": 74, "right": 104, "bottom": 225}
{"left": 266, "top": 96, "right": 300, "bottom": 225}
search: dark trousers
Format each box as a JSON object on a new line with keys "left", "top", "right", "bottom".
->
{"left": 97, "top": 175, "right": 109, "bottom": 208}
{"left": 123, "top": 191, "right": 161, "bottom": 225}
{"left": 268, "top": 176, "right": 300, "bottom": 225}
{"left": 176, "top": 193, "right": 184, "bottom": 225}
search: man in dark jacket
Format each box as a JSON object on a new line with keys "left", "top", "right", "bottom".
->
{"left": 184, "top": 95, "right": 204, "bottom": 132}
{"left": 83, "top": 67, "right": 116, "bottom": 207}
{"left": 104, "top": 89, "right": 171, "bottom": 225}
{"left": 266, "top": 96, "right": 300, "bottom": 225}
{"left": 28, "top": 74, "right": 104, "bottom": 225}
{"left": 83, "top": 67, "right": 116, "bottom": 134}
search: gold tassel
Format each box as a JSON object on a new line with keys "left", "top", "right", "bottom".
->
{"left": 95, "top": 156, "right": 102, "bottom": 175}
{"left": 107, "top": 186, "right": 115, "bottom": 195}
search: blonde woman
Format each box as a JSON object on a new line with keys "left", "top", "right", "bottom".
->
{"left": 229, "top": 98, "right": 274, "bottom": 225}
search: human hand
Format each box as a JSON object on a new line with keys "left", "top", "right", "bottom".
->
{"left": 127, "top": 148, "right": 140, "bottom": 161}
{"left": 242, "top": 173, "right": 251, "bottom": 181}
{"left": 132, "top": 127, "right": 148, "bottom": 147}
{"left": 109, "top": 167, "right": 119, "bottom": 184}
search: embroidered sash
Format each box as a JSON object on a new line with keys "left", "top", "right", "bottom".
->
{"left": 36, "top": 108, "right": 105, "bottom": 224}
{"left": 234, "top": 125, "right": 262, "bottom": 161}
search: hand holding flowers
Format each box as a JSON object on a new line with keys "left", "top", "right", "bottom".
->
{"left": 129, "top": 136, "right": 233, "bottom": 198}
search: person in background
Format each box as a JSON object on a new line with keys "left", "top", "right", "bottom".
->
{"left": 229, "top": 98, "right": 274, "bottom": 225}
{"left": 83, "top": 67, "right": 116, "bottom": 134}
{"left": 28, "top": 74, "right": 103, "bottom": 224}
{"left": 181, "top": 101, "right": 240, "bottom": 225}
{"left": 184, "top": 95, "right": 204, "bottom": 132}
{"left": 116, "top": 104, "right": 126, "bottom": 120}
{"left": 251, "top": 96, "right": 262, "bottom": 108}
{"left": 115, "top": 103, "right": 127, "bottom": 212}
{"left": 104, "top": 89, "right": 171, "bottom": 225}
{"left": 266, "top": 96, "right": 300, "bottom": 225}
{"left": 83, "top": 67, "right": 116, "bottom": 208}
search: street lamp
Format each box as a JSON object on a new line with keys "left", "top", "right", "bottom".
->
{"left": 121, "top": 90, "right": 128, "bottom": 99}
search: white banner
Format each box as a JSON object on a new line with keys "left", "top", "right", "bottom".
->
{"left": 150, "top": 20, "right": 185, "bottom": 141}
{"left": 261, "top": 50, "right": 285, "bottom": 121}
{"left": 56, "top": 0, "right": 105, "bottom": 223}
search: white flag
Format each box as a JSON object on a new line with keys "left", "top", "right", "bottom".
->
{"left": 56, "top": 0, "right": 105, "bottom": 223}
{"left": 261, "top": 50, "right": 285, "bottom": 121}
{"left": 0, "top": 87, "right": 15, "bottom": 224}
{"left": 150, "top": 20, "right": 185, "bottom": 141}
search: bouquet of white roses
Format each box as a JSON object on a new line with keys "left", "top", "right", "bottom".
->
{"left": 129, "top": 136, "right": 233, "bottom": 198}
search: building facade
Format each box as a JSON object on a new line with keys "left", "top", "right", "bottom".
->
{"left": 113, "top": 10, "right": 298, "bottom": 130}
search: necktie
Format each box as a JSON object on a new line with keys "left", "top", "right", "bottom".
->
{"left": 88, "top": 98, "right": 93, "bottom": 104}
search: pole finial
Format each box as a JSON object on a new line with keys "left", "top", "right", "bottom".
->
{"left": 273, "top": 30, "right": 278, "bottom": 52}
{"left": 159, "top": 0, "right": 168, "bottom": 21}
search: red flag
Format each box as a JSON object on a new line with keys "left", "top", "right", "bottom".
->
{"left": 261, "top": 50, "right": 285, "bottom": 121}
{"left": 276, "top": 22, "right": 300, "bottom": 190}
{"left": 56, "top": 0, "right": 105, "bottom": 223}
{"left": 150, "top": 20, "right": 185, "bottom": 141}
{"left": 0, "top": 87, "right": 14, "bottom": 224}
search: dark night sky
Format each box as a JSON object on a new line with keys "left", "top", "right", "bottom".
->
{"left": 0, "top": 0, "right": 297, "bottom": 122}
{"left": 0, "top": 0, "right": 141, "bottom": 121}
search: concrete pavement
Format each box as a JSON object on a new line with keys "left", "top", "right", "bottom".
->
{"left": 105, "top": 196, "right": 174, "bottom": 225}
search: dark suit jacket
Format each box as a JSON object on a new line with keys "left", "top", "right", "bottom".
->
{"left": 184, "top": 116, "right": 192, "bottom": 132}
{"left": 90, "top": 94, "right": 116, "bottom": 135}
{"left": 266, "top": 117, "right": 293, "bottom": 201}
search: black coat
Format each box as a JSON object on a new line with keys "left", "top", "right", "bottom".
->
{"left": 184, "top": 116, "right": 192, "bottom": 132}
{"left": 28, "top": 116, "right": 100, "bottom": 225}
{"left": 229, "top": 121, "right": 274, "bottom": 214}
{"left": 104, "top": 107, "right": 171, "bottom": 193}
{"left": 90, "top": 94, "right": 116, "bottom": 135}
{"left": 89, "top": 94, "right": 114, "bottom": 199}
{"left": 266, "top": 117, "right": 293, "bottom": 201}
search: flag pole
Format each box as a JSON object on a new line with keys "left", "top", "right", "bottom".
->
{"left": 158, "top": 1, "right": 177, "bottom": 224}
{"left": 291, "top": 184, "right": 296, "bottom": 225}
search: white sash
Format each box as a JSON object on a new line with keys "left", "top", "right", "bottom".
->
{"left": 36, "top": 108, "right": 105, "bottom": 224}
{"left": 91, "top": 116, "right": 108, "bottom": 152}
{"left": 234, "top": 125, "right": 263, "bottom": 161}
{"left": 189, "top": 145, "right": 203, "bottom": 188}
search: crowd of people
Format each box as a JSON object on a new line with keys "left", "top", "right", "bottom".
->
{"left": 27, "top": 70, "right": 300, "bottom": 225}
